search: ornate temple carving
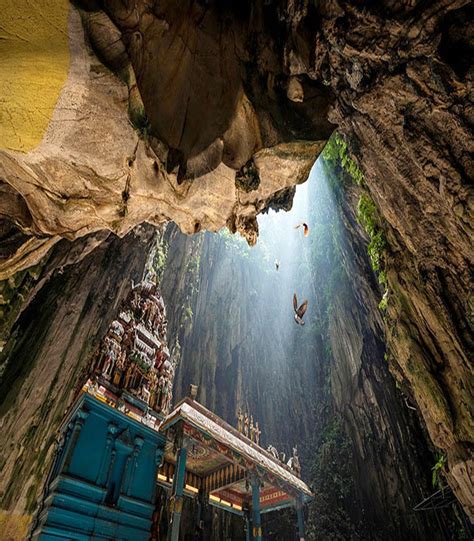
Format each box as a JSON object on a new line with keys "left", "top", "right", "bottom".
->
{"left": 92, "top": 280, "right": 177, "bottom": 415}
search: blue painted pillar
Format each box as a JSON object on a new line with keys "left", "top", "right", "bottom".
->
{"left": 152, "top": 446, "right": 164, "bottom": 502}
{"left": 97, "top": 422, "right": 119, "bottom": 486}
{"left": 251, "top": 475, "right": 262, "bottom": 541}
{"left": 169, "top": 444, "right": 188, "bottom": 541}
{"left": 124, "top": 436, "right": 144, "bottom": 496}
{"left": 296, "top": 497, "right": 305, "bottom": 541}
{"left": 62, "top": 409, "right": 89, "bottom": 472}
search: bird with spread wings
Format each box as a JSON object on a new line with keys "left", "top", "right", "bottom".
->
{"left": 293, "top": 293, "right": 308, "bottom": 325}
{"left": 294, "top": 222, "right": 309, "bottom": 237}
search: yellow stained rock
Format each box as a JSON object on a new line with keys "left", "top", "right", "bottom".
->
{"left": 0, "top": 0, "right": 70, "bottom": 152}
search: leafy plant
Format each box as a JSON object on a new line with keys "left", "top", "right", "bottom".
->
{"left": 324, "top": 135, "right": 389, "bottom": 310}
{"left": 432, "top": 454, "right": 446, "bottom": 489}
{"left": 356, "top": 193, "right": 389, "bottom": 311}
{"left": 379, "top": 290, "right": 389, "bottom": 311}
{"left": 323, "top": 133, "right": 365, "bottom": 186}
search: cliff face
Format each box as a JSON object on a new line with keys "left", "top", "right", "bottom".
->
{"left": 0, "top": 1, "right": 329, "bottom": 278}
{"left": 322, "top": 3, "right": 474, "bottom": 516}
{"left": 159, "top": 158, "right": 466, "bottom": 539}
{"left": 0, "top": 226, "right": 156, "bottom": 532}
{"left": 320, "top": 161, "right": 440, "bottom": 538}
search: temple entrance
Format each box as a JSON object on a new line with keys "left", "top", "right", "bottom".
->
{"left": 158, "top": 396, "right": 311, "bottom": 540}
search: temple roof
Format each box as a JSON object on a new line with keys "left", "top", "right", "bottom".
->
{"left": 160, "top": 398, "right": 313, "bottom": 503}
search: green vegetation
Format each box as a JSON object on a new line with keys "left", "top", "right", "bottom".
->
{"left": 379, "top": 290, "right": 389, "bottom": 311}
{"left": 307, "top": 416, "right": 371, "bottom": 540}
{"left": 219, "top": 228, "right": 251, "bottom": 259}
{"left": 147, "top": 231, "right": 169, "bottom": 284}
{"left": 323, "top": 133, "right": 365, "bottom": 186}
{"left": 356, "top": 194, "right": 386, "bottom": 272}
{"left": 179, "top": 249, "right": 202, "bottom": 332}
{"left": 218, "top": 228, "right": 274, "bottom": 267}
{"left": 323, "top": 133, "right": 389, "bottom": 311}
{"left": 356, "top": 193, "right": 389, "bottom": 310}
{"left": 432, "top": 454, "right": 446, "bottom": 489}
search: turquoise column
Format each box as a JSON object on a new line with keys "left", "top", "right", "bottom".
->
{"left": 169, "top": 444, "right": 188, "bottom": 541}
{"left": 124, "top": 435, "right": 144, "bottom": 496}
{"left": 251, "top": 475, "right": 262, "bottom": 541}
{"left": 62, "top": 409, "right": 89, "bottom": 472}
{"left": 152, "top": 446, "right": 164, "bottom": 502}
{"left": 96, "top": 422, "right": 119, "bottom": 486}
{"left": 296, "top": 497, "right": 305, "bottom": 541}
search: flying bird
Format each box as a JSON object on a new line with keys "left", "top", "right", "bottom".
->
{"left": 294, "top": 222, "right": 309, "bottom": 237}
{"left": 275, "top": 259, "right": 280, "bottom": 271}
{"left": 293, "top": 293, "right": 308, "bottom": 325}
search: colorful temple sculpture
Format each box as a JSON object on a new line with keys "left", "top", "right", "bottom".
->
{"left": 93, "top": 280, "right": 176, "bottom": 416}
{"left": 29, "top": 281, "right": 312, "bottom": 540}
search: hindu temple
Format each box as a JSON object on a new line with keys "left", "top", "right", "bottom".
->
{"left": 28, "top": 280, "right": 311, "bottom": 540}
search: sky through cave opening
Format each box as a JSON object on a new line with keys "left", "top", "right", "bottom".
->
{"left": 171, "top": 155, "right": 343, "bottom": 461}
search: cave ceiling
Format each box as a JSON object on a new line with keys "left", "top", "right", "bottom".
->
{"left": 0, "top": 0, "right": 335, "bottom": 279}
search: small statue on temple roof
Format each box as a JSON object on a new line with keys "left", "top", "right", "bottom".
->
{"left": 250, "top": 416, "right": 255, "bottom": 442}
{"left": 102, "top": 337, "right": 119, "bottom": 379}
{"left": 141, "top": 380, "right": 151, "bottom": 404}
{"left": 243, "top": 412, "right": 249, "bottom": 438}
{"left": 161, "top": 378, "right": 173, "bottom": 414}
{"left": 287, "top": 446, "right": 301, "bottom": 476}
{"left": 237, "top": 407, "right": 244, "bottom": 433}
{"left": 119, "top": 348, "right": 128, "bottom": 369}
{"left": 267, "top": 445, "right": 279, "bottom": 460}
{"left": 122, "top": 326, "right": 136, "bottom": 351}
{"left": 110, "top": 320, "right": 124, "bottom": 339}
{"left": 254, "top": 422, "right": 261, "bottom": 446}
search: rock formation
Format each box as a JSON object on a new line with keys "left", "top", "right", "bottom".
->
{"left": 0, "top": 226, "right": 156, "bottom": 532}
{"left": 0, "top": 0, "right": 472, "bottom": 523}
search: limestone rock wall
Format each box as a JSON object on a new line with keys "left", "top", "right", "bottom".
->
{"left": 0, "top": 226, "right": 156, "bottom": 527}
{"left": 159, "top": 156, "right": 465, "bottom": 538}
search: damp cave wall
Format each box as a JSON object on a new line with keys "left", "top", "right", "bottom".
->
{"left": 0, "top": 226, "right": 156, "bottom": 536}
{"left": 159, "top": 159, "right": 463, "bottom": 540}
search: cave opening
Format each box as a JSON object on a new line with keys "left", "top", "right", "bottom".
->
{"left": 153, "top": 148, "right": 470, "bottom": 540}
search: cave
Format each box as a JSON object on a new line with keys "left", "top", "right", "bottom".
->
{"left": 0, "top": 1, "right": 472, "bottom": 540}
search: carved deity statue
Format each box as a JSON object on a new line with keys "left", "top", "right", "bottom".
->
{"left": 254, "top": 422, "right": 261, "bottom": 446}
{"left": 141, "top": 381, "right": 151, "bottom": 404}
{"left": 243, "top": 412, "right": 249, "bottom": 438}
{"left": 250, "top": 416, "right": 255, "bottom": 442}
{"left": 110, "top": 320, "right": 124, "bottom": 339}
{"left": 237, "top": 407, "right": 244, "bottom": 433}
{"left": 267, "top": 445, "right": 279, "bottom": 460}
{"left": 102, "top": 337, "right": 119, "bottom": 378}
{"left": 287, "top": 446, "right": 301, "bottom": 476}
